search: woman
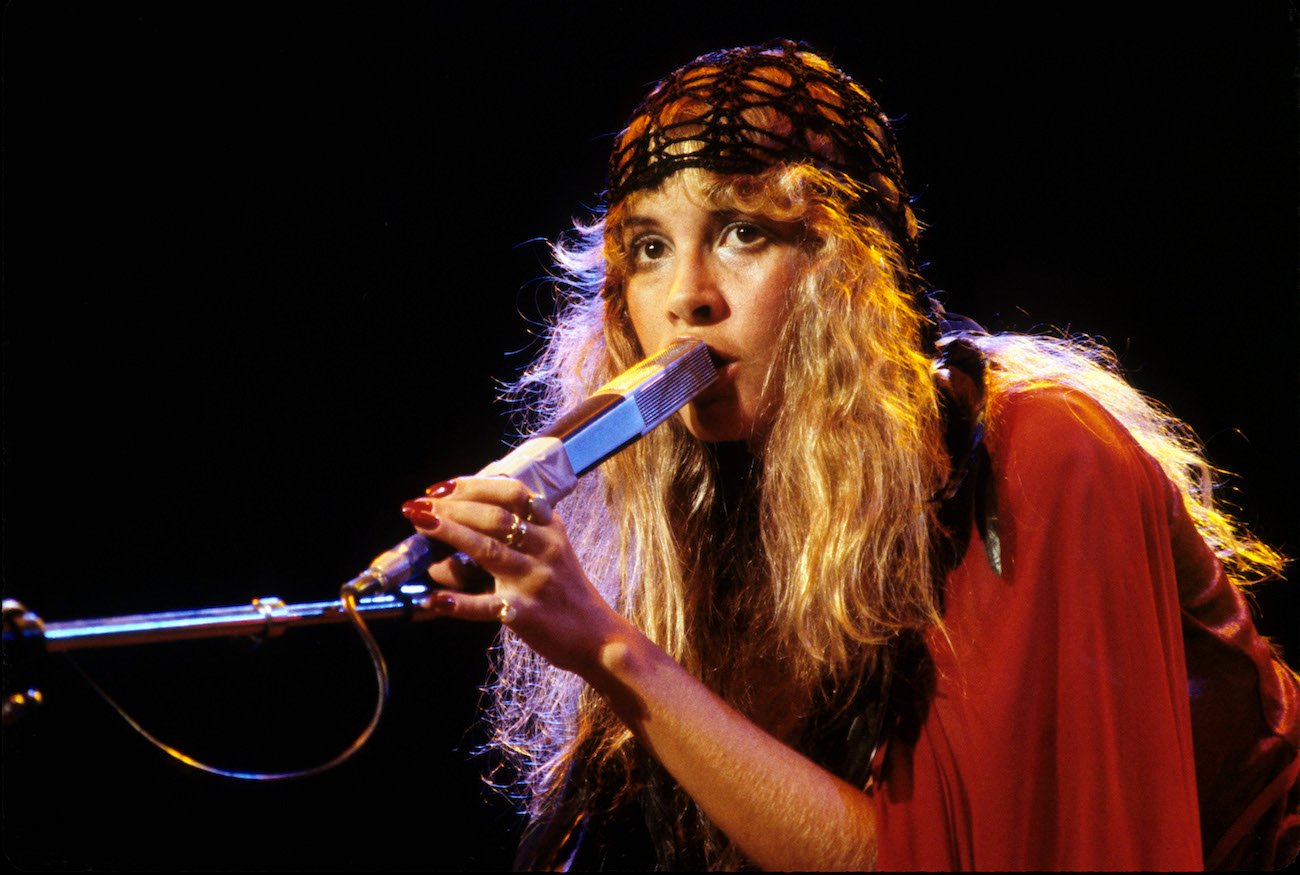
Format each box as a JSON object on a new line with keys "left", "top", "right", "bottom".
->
{"left": 400, "top": 41, "right": 1298, "bottom": 870}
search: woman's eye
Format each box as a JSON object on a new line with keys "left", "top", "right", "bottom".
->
{"left": 723, "top": 223, "right": 766, "bottom": 247}
{"left": 632, "top": 237, "right": 668, "bottom": 262}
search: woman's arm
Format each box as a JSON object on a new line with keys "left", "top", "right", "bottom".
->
{"left": 402, "top": 477, "right": 878, "bottom": 872}
{"left": 586, "top": 623, "right": 879, "bottom": 871}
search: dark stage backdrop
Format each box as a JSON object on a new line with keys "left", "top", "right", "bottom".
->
{"left": 4, "top": 3, "right": 1296, "bottom": 871}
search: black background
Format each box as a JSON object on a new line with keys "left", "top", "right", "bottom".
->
{"left": 4, "top": 3, "right": 1297, "bottom": 870}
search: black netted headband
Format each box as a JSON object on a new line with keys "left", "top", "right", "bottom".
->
{"left": 608, "top": 40, "right": 920, "bottom": 281}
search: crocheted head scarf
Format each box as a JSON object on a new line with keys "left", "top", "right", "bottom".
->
{"left": 607, "top": 40, "right": 921, "bottom": 285}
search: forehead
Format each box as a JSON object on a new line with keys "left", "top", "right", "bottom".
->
{"left": 622, "top": 173, "right": 714, "bottom": 217}
{"left": 613, "top": 169, "right": 759, "bottom": 231}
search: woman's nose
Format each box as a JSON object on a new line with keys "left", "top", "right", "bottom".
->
{"left": 666, "top": 251, "right": 727, "bottom": 325}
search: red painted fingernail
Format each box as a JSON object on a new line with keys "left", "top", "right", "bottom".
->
{"left": 400, "top": 498, "right": 430, "bottom": 515}
{"left": 401, "top": 498, "right": 439, "bottom": 528}
{"left": 424, "top": 479, "right": 457, "bottom": 498}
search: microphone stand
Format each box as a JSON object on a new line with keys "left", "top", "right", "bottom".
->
{"left": 1, "top": 585, "right": 442, "bottom": 727}
{"left": 11, "top": 586, "right": 441, "bottom": 653}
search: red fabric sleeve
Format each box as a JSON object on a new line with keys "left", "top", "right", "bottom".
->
{"left": 874, "top": 387, "right": 1204, "bottom": 870}
{"left": 1171, "top": 451, "right": 1300, "bottom": 869}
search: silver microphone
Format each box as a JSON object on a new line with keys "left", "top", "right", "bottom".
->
{"left": 347, "top": 339, "right": 718, "bottom": 593}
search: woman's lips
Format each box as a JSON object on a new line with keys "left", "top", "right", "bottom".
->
{"left": 703, "top": 351, "right": 737, "bottom": 380}
{"left": 695, "top": 358, "right": 738, "bottom": 402}
{"left": 673, "top": 338, "right": 736, "bottom": 391}
{"left": 696, "top": 344, "right": 735, "bottom": 370}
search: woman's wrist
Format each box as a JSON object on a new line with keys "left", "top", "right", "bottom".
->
{"left": 577, "top": 617, "right": 669, "bottom": 724}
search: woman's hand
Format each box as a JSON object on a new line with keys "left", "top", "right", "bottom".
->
{"left": 401, "top": 476, "right": 878, "bottom": 870}
{"left": 400, "top": 477, "right": 628, "bottom": 676}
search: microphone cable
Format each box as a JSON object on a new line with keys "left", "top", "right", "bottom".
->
{"left": 64, "top": 578, "right": 390, "bottom": 781}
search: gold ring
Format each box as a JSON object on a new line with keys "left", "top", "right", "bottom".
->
{"left": 504, "top": 514, "right": 526, "bottom": 548}
{"left": 523, "top": 494, "right": 538, "bottom": 524}
{"left": 497, "top": 600, "right": 517, "bottom": 624}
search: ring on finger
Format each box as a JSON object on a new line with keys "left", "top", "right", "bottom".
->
{"left": 523, "top": 492, "right": 552, "bottom": 525}
{"left": 503, "top": 513, "right": 527, "bottom": 548}
{"left": 497, "top": 599, "right": 517, "bottom": 624}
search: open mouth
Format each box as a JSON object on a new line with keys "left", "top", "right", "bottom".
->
{"left": 673, "top": 337, "right": 735, "bottom": 379}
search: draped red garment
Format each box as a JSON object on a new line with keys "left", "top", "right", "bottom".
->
{"left": 872, "top": 387, "right": 1299, "bottom": 871}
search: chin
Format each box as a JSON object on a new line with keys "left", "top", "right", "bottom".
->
{"left": 680, "top": 403, "right": 755, "bottom": 444}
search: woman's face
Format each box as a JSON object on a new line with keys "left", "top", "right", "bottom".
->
{"left": 619, "top": 174, "right": 803, "bottom": 444}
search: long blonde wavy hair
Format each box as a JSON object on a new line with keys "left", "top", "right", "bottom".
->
{"left": 480, "top": 157, "right": 1288, "bottom": 847}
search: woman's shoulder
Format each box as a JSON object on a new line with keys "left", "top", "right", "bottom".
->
{"left": 987, "top": 382, "right": 1138, "bottom": 454}
{"left": 981, "top": 381, "right": 1175, "bottom": 517}
{"left": 982, "top": 379, "right": 1159, "bottom": 462}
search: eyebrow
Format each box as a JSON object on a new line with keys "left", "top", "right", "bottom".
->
{"left": 620, "top": 216, "right": 660, "bottom": 233}
{"left": 619, "top": 208, "right": 749, "bottom": 232}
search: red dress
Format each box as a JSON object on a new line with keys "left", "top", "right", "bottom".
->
{"left": 872, "top": 386, "right": 1300, "bottom": 870}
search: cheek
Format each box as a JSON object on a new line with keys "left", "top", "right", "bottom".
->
{"left": 624, "top": 288, "right": 662, "bottom": 352}
{"left": 750, "top": 265, "right": 798, "bottom": 346}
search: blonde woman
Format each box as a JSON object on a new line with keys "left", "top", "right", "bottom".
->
{"left": 399, "top": 42, "right": 1298, "bottom": 870}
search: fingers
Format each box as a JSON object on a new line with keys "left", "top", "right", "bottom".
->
{"left": 424, "top": 590, "right": 519, "bottom": 625}
{"left": 425, "top": 477, "right": 554, "bottom": 525}
{"left": 426, "top": 551, "right": 495, "bottom": 593}
{"left": 405, "top": 477, "right": 553, "bottom": 552}
{"left": 404, "top": 495, "right": 526, "bottom": 547}
{"left": 522, "top": 492, "right": 553, "bottom": 526}
{"left": 401, "top": 475, "right": 560, "bottom": 575}
{"left": 402, "top": 475, "right": 567, "bottom": 631}
{"left": 402, "top": 501, "right": 531, "bottom": 578}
